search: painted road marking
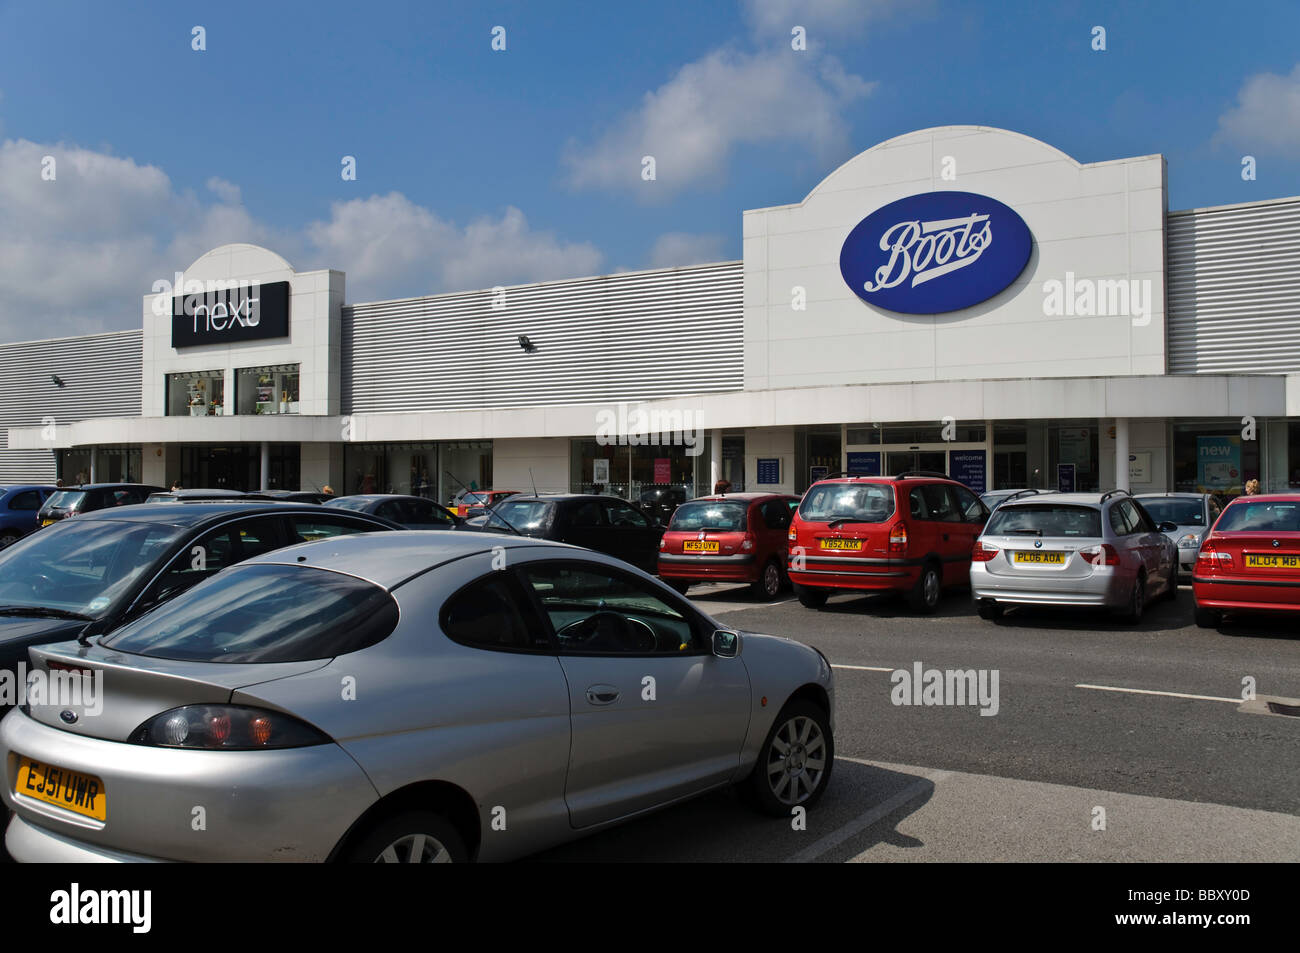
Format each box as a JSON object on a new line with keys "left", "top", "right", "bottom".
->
{"left": 832, "top": 664, "right": 894, "bottom": 672}
{"left": 1075, "top": 683, "right": 1240, "bottom": 703}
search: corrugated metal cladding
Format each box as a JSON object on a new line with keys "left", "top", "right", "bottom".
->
{"left": 343, "top": 262, "right": 743, "bottom": 414}
{"left": 0, "top": 330, "right": 142, "bottom": 483}
{"left": 1168, "top": 198, "right": 1300, "bottom": 373}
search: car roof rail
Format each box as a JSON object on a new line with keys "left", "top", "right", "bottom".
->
{"left": 1001, "top": 489, "right": 1042, "bottom": 503}
{"left": 893, "top": 470, "right": 950, "bottom": 481}
{"left": 1099, "top": 488, "right": 1131, "bottom": 503}
{"left": 817, "top": 471, "right": 876, "bottom": 480}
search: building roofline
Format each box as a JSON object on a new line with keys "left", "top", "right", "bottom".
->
{"left": 1168, "top": 193, "right": 1300, "bottom": 217}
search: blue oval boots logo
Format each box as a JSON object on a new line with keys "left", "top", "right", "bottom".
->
{"left": 839, "top": 190, "right": 1033, "bottom": 314}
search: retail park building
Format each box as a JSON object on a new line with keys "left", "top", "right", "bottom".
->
{"left": 2, "top": 125, "right": 1299, "bottom": 502}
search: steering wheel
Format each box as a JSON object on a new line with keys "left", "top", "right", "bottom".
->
{"left": 557, "top": 612, "right": 657, "bottom": 652}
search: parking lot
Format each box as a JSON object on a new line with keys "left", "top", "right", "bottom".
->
{"left": 531, "top": 582, "right": 1300, "bottom": 862}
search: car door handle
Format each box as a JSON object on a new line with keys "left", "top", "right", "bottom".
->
{"left": 942, "top": 533, "right": 949, "bottom": 541}
{"left": 585, "top": 685, "right": 620, "bottom": 706}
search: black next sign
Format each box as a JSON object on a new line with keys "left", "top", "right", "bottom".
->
{"left": 171, "top": 280, "right": 290, "bottom": 348}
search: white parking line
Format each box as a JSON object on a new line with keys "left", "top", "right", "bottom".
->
{"left": 705, "top": 597, "right": 796, "bottom": 616}
{"left": 786, "top": 758, "right": 952, "bottom": 863}
{"left": 1075, "top": 683, "right": 1241, "bottom": 704}
{"left": 832, "top": 664, "right": 894, "bottom": 672}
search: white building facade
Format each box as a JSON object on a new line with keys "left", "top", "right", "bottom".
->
{"left": 4, "top": 126, "right": 1299, "bottom": 502}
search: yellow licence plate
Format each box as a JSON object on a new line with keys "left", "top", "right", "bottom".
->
{"left": 1245, "top": 554, "right": 1300, "bottom": 569}
{"left": 15, "top": 757, "right": 105, "bottom": 821}
{"left": 1013, "top": 551, "right": 1065, "bottom": 564}
{"left": 682, "top": 540, "right": 719, "bottom": 553}
{"left": 820, "top": 539, "right": 863, "bottom": 551}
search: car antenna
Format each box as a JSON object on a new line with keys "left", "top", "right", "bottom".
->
{"left": 443, "top": 469, "right": 523, "bottom": 536}
{"left": 529, "top": 468, "right": 538, "bottom": 496}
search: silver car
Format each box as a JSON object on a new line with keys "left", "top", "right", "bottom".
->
{"left": 970, "top": 490, "right": 1178, "bottom": 622}
{"left": 2, "top": 532, "right": 834, "bottom": 862}
{"left": 1133, "top": 493, "right": 1221, "bottom": 575}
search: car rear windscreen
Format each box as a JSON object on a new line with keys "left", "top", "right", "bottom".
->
{"left": 986, "top": 503, "right": 1102, "bottom": 538}
{"left": 1214, "top": 501, "right": 1300, "bottom": 533}
{"left": 1137, "top": 498, "right": 1205, "bottom": 526}
{"left": 101, "top": 564, "right": 400, "bottom": 662}
{"left": 43, "top": 490, "right": 87, "bottom": 510}
{"left": 798, "top": 483, "right": 895, "bottom": 522}
{"left": 669, "top": 501, "right": 748, "bottom": 531}
{"left": 485, "top": 500, "right": 553, "bottom": 533}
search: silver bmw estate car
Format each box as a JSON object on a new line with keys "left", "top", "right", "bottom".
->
{"left": 970, "top": 490, "right": 1178, "bottom": 622}
{"left": 2, "top": 532, "right": 834, "bottom": 862}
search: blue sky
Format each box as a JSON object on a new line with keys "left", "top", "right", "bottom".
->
{"left": 1, "top": 0, "right": 1298, "bottom": 341}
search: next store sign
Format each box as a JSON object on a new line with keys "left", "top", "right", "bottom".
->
{"left": 171, "top": 280, "right": 290, "bottom": 348}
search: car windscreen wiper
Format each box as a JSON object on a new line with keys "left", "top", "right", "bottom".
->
{"left": 827, "top": 518, "right": 873, "bottom": 529}
{"left": 0, "top": 605, "right": 94, "bottom": 621}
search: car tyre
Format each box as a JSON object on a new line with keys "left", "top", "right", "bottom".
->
{"left": 1194, "top": 605, "right": 1221, "bottom": 629}
{"left": 908, "top": 562, "right": 942, "bottom": 614}
{"left": 796, "top": 585, "right": 828, "bottom": 609}
{"left": 752, "top": 559, "right": 782, "bottom": 600}
{"left": 1119, "top": 572, "right": 1146, "bottom": 624}
{"left": 1165, "top": 565, "right": 1178, "bottom": 601}
{"left": 347, "top": 810, "right": 468, "bottom": 863}
{"left": 977, "top": 601, "right": 1003, "bottom": 621}
{"left": 745, "top": 700, "right": 834, "bottom": 816}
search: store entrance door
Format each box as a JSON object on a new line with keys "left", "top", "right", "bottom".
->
{"left": 181, "top": 445, "right": 259, "bottom": 491}
{"left": 885, "top": 450, "right": 948, "bottom": 475}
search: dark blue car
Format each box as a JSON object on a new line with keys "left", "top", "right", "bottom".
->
{"left": 0, "top": 485, "right": 57, "bottom": 551}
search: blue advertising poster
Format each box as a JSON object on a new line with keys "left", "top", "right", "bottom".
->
{"left": 809, "top": 466, "right": 829, "bottom": 484}
{"left": 756, "top": 458, "right": 781, "bottom": 485}
{"left": 1057, "top": 463, "right": 1076, "bottom": 493}
{"left": 1196, "top": 436, "right": 1241, "bottom": 492}
{"left": 846, "top": 451, "right": 881, "bottom": 476}
{"left": 949, "top": 450, "right": 987, "bottom": 495}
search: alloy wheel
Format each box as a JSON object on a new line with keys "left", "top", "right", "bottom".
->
{"left": 374, "top": 833, "right": 453, "bottom": 863}
{"left": 766, "top": 714, "right": 828, "bottom": 806}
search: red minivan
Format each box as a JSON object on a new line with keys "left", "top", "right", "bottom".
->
{"left": 658, "top": 493, "right": 800, "bottom": 599}
{"left": 1193, "top": 493, "right": 1300, "bottom": 627}
{"left": 786, "top": 473, "right": 989, "bottom": 613}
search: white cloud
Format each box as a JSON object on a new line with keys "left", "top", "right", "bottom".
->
{"left": 562, "top": 47, "right": 873, "bottom": 195}
{"left": 648, "top": 232, "right": 728, "bottom": 268}
{"left": 740, "top": 0, "right": 910, "bottom": 37}
{"left": 304, "top": 194, "right": 604, "bottom": 301}
{"left": 1215, "top": 63, "right": 1300, "bottom": 153}
{"left": 0, "top": 138, "right": 606, "bottom": 342}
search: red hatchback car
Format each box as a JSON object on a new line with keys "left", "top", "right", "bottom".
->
{"left": 1193, "top": 493, "right": 1300, "bottom": 627}
{"left": 657, "top": 493, "right": 800, "bottom": 599}
{"left": 786, "top": 473, "right": 989, "bottom": 613}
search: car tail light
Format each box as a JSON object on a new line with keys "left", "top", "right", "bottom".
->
{"left": 659, "top": 536, "right": 666, "bottom": 550}
{"left": 971, "top": 540, "right": 998, "bottom": 562}
{"left": 741, "top": 534, "right": 755, "bottom": 552}
{"left": 788, "top": 525, "right": 798, "bottom": 543}
{"left": 888, "top": 523, "right": 907, "bottom": 555}
{"left": 1196, "top": 541, "right": 1232, "bottom": 571}
{"left": 130, "top": 705, "right": 330, "bottom": 750}
{"left": 1079, "top": 543, "right": 1120, "bottom": 566}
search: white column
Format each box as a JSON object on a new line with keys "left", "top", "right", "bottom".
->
{"left": 1114, "top": 418, "right": 1130, "bottom": 492}
{"left": 89, "top": 450, "right": 97, "bottom": 483}
{"left": 710, "top": 428, "right": 721, "bottom": 491}
{"left": 260, "top": 441, "right": 270, "bottom": 491}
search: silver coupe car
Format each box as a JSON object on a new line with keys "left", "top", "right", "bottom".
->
{"left": 2, "top": 532, "right": 834, "bottom": 862}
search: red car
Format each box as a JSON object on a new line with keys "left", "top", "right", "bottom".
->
{"left": 448, "top": 489, "right": 519, "bottom": 518}
{"left": 1193, "top": 493, "right": 1300, "bottom": 627}
{"left": 657, "top": 493, "right": 800, "bottom": 599}
{"left": 786, "top": 473, "right": 989, "bottom": 613}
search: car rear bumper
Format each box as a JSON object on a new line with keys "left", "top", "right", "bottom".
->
{"left": 788, "top": 563, "right": 918, "bottom": 592}
{"left": 658, "top": 553, "right": 758, "bottom": 583}
{"left": 971, "top": 564, "right": 1129, "bottom": 607}
{"left": 1192, "top": 575, "right": 1300, "bottom": 612}
{"left": 1, "top": 707, "right": 378, "bottom": 862}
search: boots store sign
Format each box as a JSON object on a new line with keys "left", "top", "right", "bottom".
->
{"left": 170, "top": 280, "right": 290, "bottom": 347}
{"left": 839, "top": 191, "right": 1033, "bottom": 314}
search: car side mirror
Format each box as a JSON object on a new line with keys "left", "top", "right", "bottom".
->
{"left": 712, "top": 629, "right": 741, "bottom": 658}
{"left": 1158, "top": 521, "right": 1179, "bottom": 533}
